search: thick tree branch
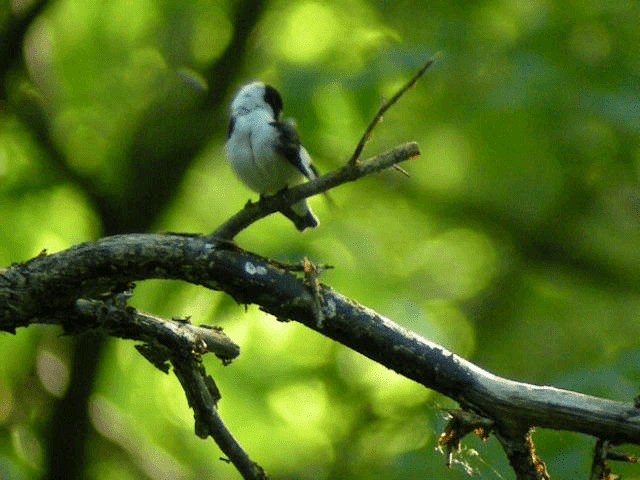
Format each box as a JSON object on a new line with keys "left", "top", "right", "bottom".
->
{"left": 2, "top": 233, "right": 640, "bottom": 452}
{"left": 211, "top": 141, "right": 420, "bottom": 240}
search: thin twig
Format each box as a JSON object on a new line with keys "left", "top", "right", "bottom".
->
{"left": 348, "top": 57, "right": 436, "bottom": 166}
{"left": 73, "top": 298, "right": 262, "bottom": 477}
{"left": 591, "top": 438, "right": 636, "bottom": 480}
{"left": 70, "top": 291, "right": 261, "bottom": 477}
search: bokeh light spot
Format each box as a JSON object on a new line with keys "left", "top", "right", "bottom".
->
{"left": 277, "top": 2, "right": 339, "bottom": 64}
{"left": 36, "top": 349, "right": 70, "bottom": 397}
{"left": 421, "top": 126, "right": 471, "bottom": 193}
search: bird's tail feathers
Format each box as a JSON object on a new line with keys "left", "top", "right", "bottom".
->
{"left": 281, "top": 200, "right": 319, "bottom": 231}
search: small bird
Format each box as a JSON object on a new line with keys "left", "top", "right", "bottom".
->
{"left": 225, "top": 81, "right": 320, "bottom": 231}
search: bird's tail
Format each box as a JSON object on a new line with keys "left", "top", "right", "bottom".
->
{"left": 281, "top": 200, "right": 319, "bottom": 231}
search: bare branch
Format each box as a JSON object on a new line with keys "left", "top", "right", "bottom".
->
{"left": 3, "top": 234, "right": 640, "bottom": 447}
{"left": 211, "top": 141, "right": 420, "bottom": 240}
{"left": 348, "top": 58, "right": 436, "bottom": 166}
{"left": 170, "top": 354, "right": 268, "bottom": 480}
{"left": 70, "top": 297, "right": 262, "bottom": 477}
{"left": 592, "top": 439, "right": 615, "bottom": 480}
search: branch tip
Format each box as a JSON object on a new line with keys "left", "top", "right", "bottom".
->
{"left": 348, "top": 57, "right": 436, "bottom": 166}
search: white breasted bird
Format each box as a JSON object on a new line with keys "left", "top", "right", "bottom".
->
{"left": 225, "top": 81, "right": 320, "bottom": 231}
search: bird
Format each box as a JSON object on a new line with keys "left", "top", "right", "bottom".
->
{"left": 225, "top": 81, "right": 320, "bottom": 231}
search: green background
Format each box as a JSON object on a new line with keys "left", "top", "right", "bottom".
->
{"left": 1, "top": 0, "right": 640, "bottom": 478}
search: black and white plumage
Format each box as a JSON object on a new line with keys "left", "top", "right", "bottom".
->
{"left": 225, "top": 81, "right": 320, "bottom": 231}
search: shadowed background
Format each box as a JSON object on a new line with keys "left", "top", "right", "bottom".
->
{"left": 1, "top": 0, "right": 639, "bottom": 479}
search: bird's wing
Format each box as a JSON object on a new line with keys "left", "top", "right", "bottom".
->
{"left": 271, "top": 120, "right": 317, "bottom": 180}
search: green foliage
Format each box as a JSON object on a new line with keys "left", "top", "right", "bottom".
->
{"left": 1, "top": 0, "right": 640, "bottom": 478}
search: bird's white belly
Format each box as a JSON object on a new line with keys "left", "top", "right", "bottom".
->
{"left": 226, "top": 122, "right": 301, "bottom": 194}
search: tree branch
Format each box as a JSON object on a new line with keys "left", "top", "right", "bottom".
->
{"left": 211, "top": 141, "right": 420, "bottom": 240}
{"left": 71, "top": 298, "right": 240, "bottom": 362}
{"left": 2, "top": 233, "right": 640, "bottom": 451}
{"left": 170, "top": 352, "right": 267, "bottom": 479}
{"left": 211, "top": 57, "right": 433, "bottom": 240}
{"left": 495, "top": 429, "right": 550, "bottom": 480}
{"left": 68, "top": 296, "right": 264, "bottom": 478}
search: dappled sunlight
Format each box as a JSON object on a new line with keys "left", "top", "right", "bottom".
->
{"left": 264, "top": 0, "right": 396, "bottom": 70}
{"left": 268, "top": 380, "right": 329, "bottom": 428}
{"left": 53, "top": 105, "right": 114, "bottom": 178}
{"left": 0, "top": 383, "right": 13, "bottom": 424}
{"left": 35, "top": 349, "right": 69, "bottom": 398}
{"left": 337, "top": 348, "right": 433, "bottom": 415}
{"left": 569, "top": 22, "right": 612, "bottom": 65}
{"left": 420, "top": 126, "right": 472, "bottom": 193}
{"left": 380, "top": 299, "right": 476, "bottom": 357}
{"left": 0, "top": 185, "right": 99, "bottom": 263}
{"left": 159, "top": 144, "right": 245, "bottom": 233}
{"left": 11, "top": 425, "right": 43, "bottom": 471}
{"left": 190, "top": 7, "right": 233, "bottom": 65}
{"left": 478, "top": 268, "right": 640, "bottom": 381}
{"left": 405, "top": 228, "right": 500, "bottom": 301}
{"left": 274, "top": 3, "right": 339, "bottom": 64}
{"left": 155, "top": 372, "right": 199, "bottom": 429}
{"left": 0, "top": 118, "right": 45, "bottom": 186}
{"left": 350, "top": 417, "right": 432, "bottom": 471}
{"left": 312, "top": 82, "right": 367, "bottom": 158}
{"left": 89, "top": 395, "right": 192, "bottom": 480}
{"left": 2, "top": 0, "right": 640, "bottom": 478}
